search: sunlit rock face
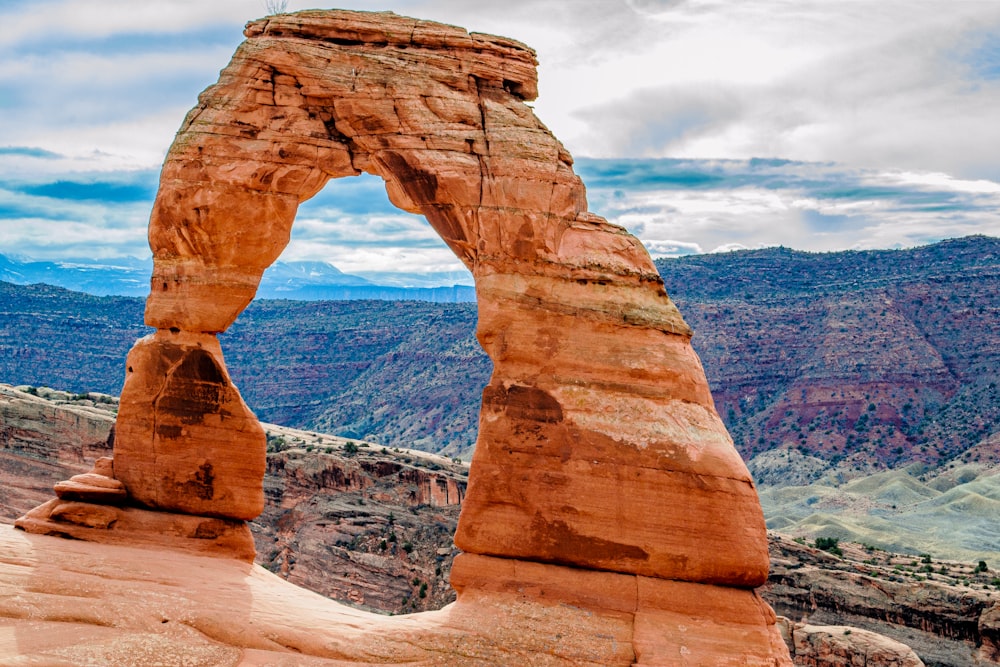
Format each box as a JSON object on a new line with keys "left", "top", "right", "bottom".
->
{"left": 15, "top": 9, "right": 790, "bottom": 665}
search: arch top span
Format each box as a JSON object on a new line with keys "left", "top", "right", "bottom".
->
{"left": 145, "top": 9, "right": 688, "bottom": 337}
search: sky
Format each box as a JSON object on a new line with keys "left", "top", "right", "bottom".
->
{"left": 1, "top": 0, "right": 999, "bottom": 284}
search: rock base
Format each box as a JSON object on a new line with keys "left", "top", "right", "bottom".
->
{"left": 15, "top": 499, "right": 256, "bottom": 563}
{"left": 452, "top": 553, "right": 791, "bottom": 666}
{"left": 0, "top": 526, "right": 789, "bottom": 665}
{"left": 14, "top": 456, "right": 256, "bottom": 562}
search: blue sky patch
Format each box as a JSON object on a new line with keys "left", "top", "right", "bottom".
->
{"left": 21, "top": 180, "right": 157, "bottom": 203}
{"left": 0, "top": 146, "right": 62, "bottom": 159}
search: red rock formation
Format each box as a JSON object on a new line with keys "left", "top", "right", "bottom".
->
{"left": 778, "top": 618, "right": 926, "bottom": 667}
{"left": 114, "top": 331, "right": 265, "bottom": 520}
{"left": 14, "top": 9, "right": 789, "bottom": 664}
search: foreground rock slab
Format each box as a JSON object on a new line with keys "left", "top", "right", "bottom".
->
{"left": 779, "top": 618, "right": 926, "bottom": 667}
{"left": 0, "top": 526, "right": 785, "bottom": 666}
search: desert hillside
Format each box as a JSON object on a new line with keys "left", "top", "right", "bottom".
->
{"left": 1, "top": 236, "right": 996, "bottom": 470}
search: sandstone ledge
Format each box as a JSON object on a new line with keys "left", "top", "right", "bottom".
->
{"left": 0, "top": 526, "right": 788, "bottom": 666}
{"left": 15, "top": 499, "right": 256, "bottom": 562}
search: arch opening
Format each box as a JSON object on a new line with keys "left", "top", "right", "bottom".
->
{"left": 222, "top": 171, "right": 487, "bottom": 458}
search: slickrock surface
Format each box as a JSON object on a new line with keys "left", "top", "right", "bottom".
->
{"left": 13, "top": 8, "right": 788, "bottom": 664}
{"left": 0, "top": 525, "right": 788, "bottom": 666}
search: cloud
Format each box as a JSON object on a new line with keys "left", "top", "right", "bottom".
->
{"left": 0, "top": 0, "right": 263, "bottom": 47}
{"left": 559, "top": 2, "right": 1000, "bottom": 181}
{"left": 577, "top": 157, "right": 1000, "bottom": 255}
{"left": 643, "top": 239, "right": 704, "bottom": 257}
{"left": 20, "top": 180, "right": 157, "bottom": 203}
{"left": 0, "top": 2, "right": 245, "bottom": 168}
{"left": 0, "top": 1, "right": 999, "bottom": 280}
{"left": 0, "top": 146, "right": 62, "bottom": 159}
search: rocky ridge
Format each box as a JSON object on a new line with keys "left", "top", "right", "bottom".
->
{"left": 658, "top": 235, "right": 1000, "bottom": 477}
{"left": 1, "top": 236, "right": 995, "bottom": 470}
{"left": 765, "top": 534, "right": 1000, "bottom": 666}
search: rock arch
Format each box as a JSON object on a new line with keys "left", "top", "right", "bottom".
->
{"left": 19, "top": 10, "right": 791, "bottom": 664}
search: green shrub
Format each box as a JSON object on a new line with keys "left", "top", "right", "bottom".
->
{"left": 815, "top": 536, "right": 844, "bottom": 557}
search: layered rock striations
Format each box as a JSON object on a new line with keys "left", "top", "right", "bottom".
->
{"left": 13, "top": 9, "right": 789, "bottom": 664}
{"left": 0, "top": 385, "right": 116, "bottom": 521}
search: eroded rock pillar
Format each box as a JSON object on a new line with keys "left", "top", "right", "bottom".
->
{"left": 114, "top": 331, "right": 264, "bottom": 520}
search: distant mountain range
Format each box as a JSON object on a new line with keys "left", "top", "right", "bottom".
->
{"left": 1, "top": 236, "right": 997, "bottom": 475}
{"left": 0, "top": 254, "right": 475, "bottom": 303}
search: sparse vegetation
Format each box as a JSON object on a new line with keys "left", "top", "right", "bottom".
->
{"left": 815, "top": 536, "right": 843, "bottom": 557}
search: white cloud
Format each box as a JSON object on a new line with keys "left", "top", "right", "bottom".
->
{"left": 643, "top": 239, "right": 703, "bottom": 257}
{"left": 1, "top": 1, "right": 999, "bottom": 279}
{"left": 0, "top": 0, "right": 263, "bottom": 47}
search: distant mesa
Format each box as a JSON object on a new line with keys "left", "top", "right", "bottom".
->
{"left": 12, "top": 8, "right": 790, "bottom": 664}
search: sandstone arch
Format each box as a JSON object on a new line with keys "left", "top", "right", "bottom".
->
{"left": 18, "top": 10, "right": 791, "bottom": 664}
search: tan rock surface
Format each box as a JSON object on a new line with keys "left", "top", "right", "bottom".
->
{"left": 114, "top": 330, "right": 265, "bottom": 520}
{"left": 780, "top": 618, "right": 926, "bottom": 667}
{"left": 0, "top": 526, "right": 784, "bottom": 666}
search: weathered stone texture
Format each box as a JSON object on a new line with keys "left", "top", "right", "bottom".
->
{"left": 14, "top": 8, "right": 788, "bottom": 665}
{"left": 133, "top": 6, "right": 767, "bottom": 583}
{"left": 114, "top": 331, "right": 265, "bottom": 520}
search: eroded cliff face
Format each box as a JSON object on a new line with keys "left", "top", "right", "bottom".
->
{"left": 13, "top": 9, "right": 789, "bottom": 664}
{"left": 765, "top": 535, "right": 1000, "bottom": 667}
{"left": 0, "top": 385, "right": 115, "bottom": 520}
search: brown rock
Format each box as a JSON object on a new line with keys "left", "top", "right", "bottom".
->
{"left": 15, "top": 499, "right": 255, "bottom": 562}
{"left": 53, "top": 472, "right": 127, "bottom": 504}
{"left": 114, "top": 330, "right": 265, "bottom": 520}
{"left": 980, "top": 603, "right": 1000, "bottom": 662}
{"left": 91, "top": 456, "right": 114, "bottom": 477}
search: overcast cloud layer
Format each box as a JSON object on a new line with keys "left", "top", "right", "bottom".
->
{"left": 1, "top": 0, "right": 998, "bottom": 280}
